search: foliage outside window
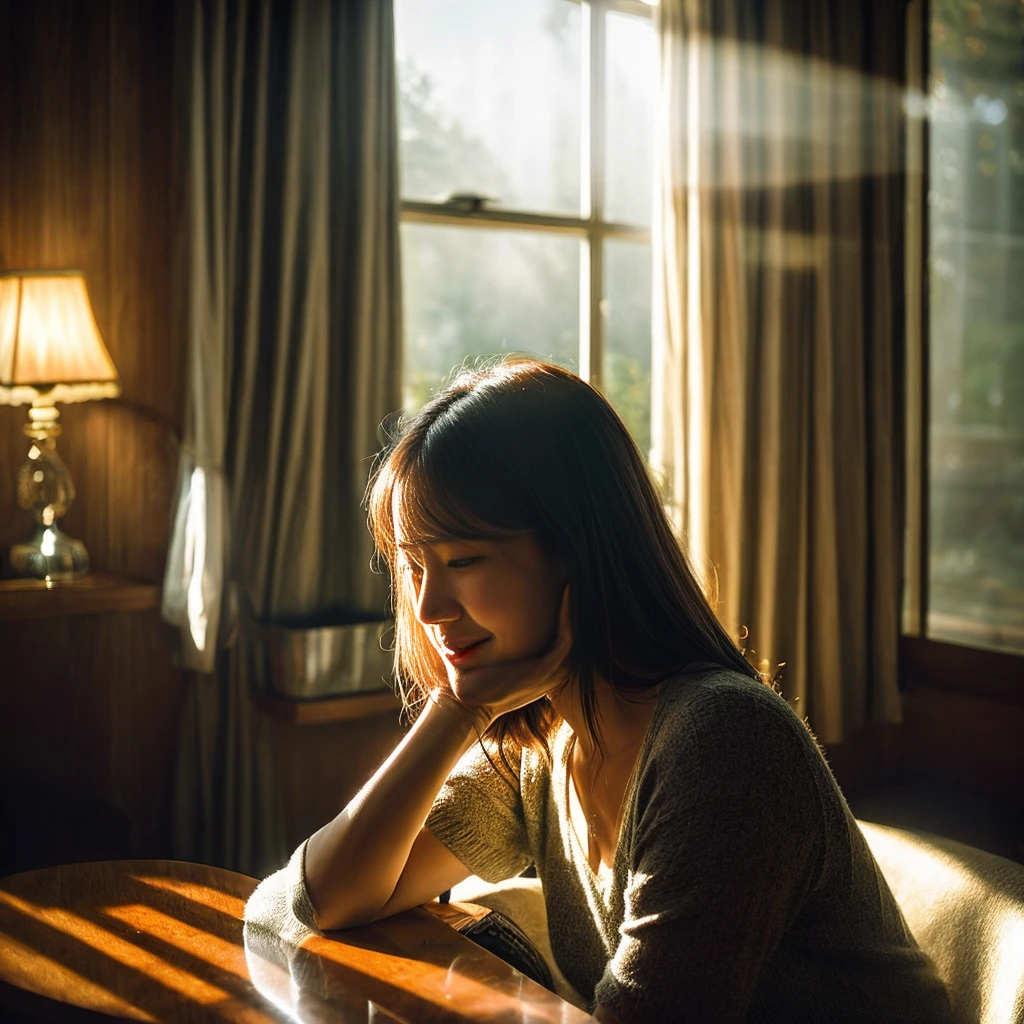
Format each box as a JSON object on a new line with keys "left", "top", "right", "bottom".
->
{"left": 925, "top": 0, "right": 1024, "bottom": 654}
{"left": 394, "top": 0, "right": 656, "bottom": 454}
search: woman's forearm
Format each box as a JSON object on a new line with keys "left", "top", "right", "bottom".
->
{"left": 302, "top": 695, "right": 485, "bottom": 930}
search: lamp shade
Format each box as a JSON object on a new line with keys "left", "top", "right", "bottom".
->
{"left": 0, "top": 271, "right": 121, "bottom": 406}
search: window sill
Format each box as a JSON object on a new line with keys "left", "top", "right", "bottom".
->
{"left": 899, "top": 635, "right": 1024, "bottom": 706}
{"left": 253, "top": 690, "right": 401, "bottom": 725}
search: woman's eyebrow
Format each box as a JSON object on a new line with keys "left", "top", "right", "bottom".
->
{"left": 398, "top": 533, "right": 505, "bottom": 550}
{"left": 397, "top": 536, "right": 450, "bottom": 550}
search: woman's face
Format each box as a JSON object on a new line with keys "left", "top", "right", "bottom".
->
{"left": 395, "top": 520, "right": 566, "bottom": 673}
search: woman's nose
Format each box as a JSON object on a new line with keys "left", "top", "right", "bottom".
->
{"left": 415, "top": 569, "right": 461, "bottom": 625}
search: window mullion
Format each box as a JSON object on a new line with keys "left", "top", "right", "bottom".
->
{"left": 916, "top": 0, "right": 931, "bottom": 641}
{"left": 400, "top": 200, "right": 650, "bottom": 243}
{"left": 903, "top": 0, "right": 927, "bottom": 638}
{"left": 586, "top": 0, "right": 608, "bottom": 388}
{"left": 401, "top": 201, "right": 589, "bottom": 236}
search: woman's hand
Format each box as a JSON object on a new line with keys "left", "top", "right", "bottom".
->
{"left": 439, "top": 585, "right": 573, "bottom": 731}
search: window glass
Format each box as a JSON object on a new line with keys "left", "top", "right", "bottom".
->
{"left": 603, "top": 239, "right": 653, "bottom": 454}
{"left": 927, "top": 0, "right": 1024, "bottom": 652}
{"left": 394, "top": 0, "right": 582, "bottom": 215}
{"left": 605, "top": 10, "right": 657, "bottom": 226}
{"left": 401, "top": 223, "right": 580, "bottom": 413}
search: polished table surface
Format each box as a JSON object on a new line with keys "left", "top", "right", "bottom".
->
{"left": 0, "top": 860, "right": 590, "bottom": 1022}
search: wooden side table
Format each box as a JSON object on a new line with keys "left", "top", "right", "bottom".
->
{"left": 0, "top": 860, "right": 589, "bottom": 1022}
{"left": 0, "top": 572, "right": 160, "bottom": 621}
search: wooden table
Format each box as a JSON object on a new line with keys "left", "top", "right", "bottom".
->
{"left": 0, "top": 860, "right": 590, "bottom": 1022}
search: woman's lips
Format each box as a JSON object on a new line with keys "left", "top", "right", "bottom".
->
{"left": 444, "top": 638, "right": 490, "bottom": 667}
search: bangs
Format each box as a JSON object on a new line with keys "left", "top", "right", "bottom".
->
{"left": 369, "top": 429, "right": 528, "bottom": 565}
{"left": 394, "top": 458, "right": 520, "bottom": 546}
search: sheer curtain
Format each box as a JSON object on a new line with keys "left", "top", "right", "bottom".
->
{"left": 163, "top": 0, "right": 401, "bottom": 873}
{"left": 654, "top": 0, "right": 906, "bottom": 743}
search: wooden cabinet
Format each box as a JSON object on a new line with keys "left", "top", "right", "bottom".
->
{"left": 0, "top": 574, "right": 185, "bottom": 867}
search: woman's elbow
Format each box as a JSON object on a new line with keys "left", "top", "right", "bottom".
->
{"left": 243, "top": 858, "right": 325, "bottom": 938}
{"left": 243, "top": 869, "right": 294, "bottom": 934}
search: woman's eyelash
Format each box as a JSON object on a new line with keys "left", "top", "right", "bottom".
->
{"left": 400, "top": 555, "right": 479, "bottom": 573}
{"left": 447, "top": 556, "right": 482, "bottom": 569}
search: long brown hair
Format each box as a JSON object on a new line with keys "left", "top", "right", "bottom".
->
{"left": 367, "top": 359, "right": 758, "bottom": 760}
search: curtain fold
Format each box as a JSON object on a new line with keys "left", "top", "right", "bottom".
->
{"left": 163, "top": 0, "right": 402, "bottom": 873}
{"left": 654, "top": 0, "right": 906, "bottom": 743}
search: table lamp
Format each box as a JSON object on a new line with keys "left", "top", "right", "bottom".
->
{"left": 0, "top": 270, "right": 121, "bottom": 580}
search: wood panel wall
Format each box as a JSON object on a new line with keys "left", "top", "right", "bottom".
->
{"left": 271, "top": 713, "right": 408, "bottom": 855}
{"left": 0, "top": 1, "right": 183, "bottom": 568}
{"left": 0, "top": 0, "right": 186, "bottom": 859}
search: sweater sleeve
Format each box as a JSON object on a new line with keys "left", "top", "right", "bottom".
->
{"left": 593, "top": 683, "right": 825, "bottom": 1023}
{"left": 243, "top": 838, "right": 322, "bottom": 943}
{"left": 425, "top": 740, "right": 532, "bottom": 884}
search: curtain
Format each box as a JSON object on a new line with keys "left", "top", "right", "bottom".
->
{"left": 654, "top": 0, "right": 906, "bottom": 744}
{"left": 163, "top": 0, "right": 401, "bottom": 873}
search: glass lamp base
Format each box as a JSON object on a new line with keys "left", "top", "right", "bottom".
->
{"left": 9, "top": 525, "right": 90, "bottom": 580}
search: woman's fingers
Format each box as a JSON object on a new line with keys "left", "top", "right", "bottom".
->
{"left": 450, "top": 584, "right": 574, "bottom": 721}
{"left": 450, "top": 658, "right": 548, "bottom": 716}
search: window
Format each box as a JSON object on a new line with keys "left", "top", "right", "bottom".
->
{"left": 394, "top": 0, "right": 657, "bottom": 453}
{"left": 905, "top": 0, "right": 1024, "bottom": 658}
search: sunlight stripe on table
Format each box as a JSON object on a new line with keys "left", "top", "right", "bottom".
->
{"left": 0, "top": 889, "right": 230, "bottom": 1005}
{"left": 0, "top": 929, "right": 156, "bottom": 1021}
{"left": 131, "top": 875, "right": 248, "bottom": 919}
{"left": 102, "top": 903, "right": 250, "bottom": 982}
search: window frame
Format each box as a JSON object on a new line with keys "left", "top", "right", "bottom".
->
{"left": 901, "top": 0, "right": 1024, "bottom": 693}
{"left": 398, "top": 0, "right": 655, "bottom": 391}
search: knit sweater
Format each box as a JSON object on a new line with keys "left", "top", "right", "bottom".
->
{"left": 424, "top": 667, "right": 953, "bottom": 1022}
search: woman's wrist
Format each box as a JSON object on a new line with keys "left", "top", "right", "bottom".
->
{"left": 427, "top": 686, "right": 494, "bottom": 738}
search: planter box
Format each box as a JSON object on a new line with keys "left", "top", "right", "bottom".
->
{"left": 260, "top": 609, "right": 393, "bottom": 699}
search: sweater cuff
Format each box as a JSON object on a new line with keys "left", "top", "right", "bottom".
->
{"left": 287, "top": 838, "right": 322, "bottom": 933}
{"left": 243, "top": 838, "right": 322, "bottom": 944}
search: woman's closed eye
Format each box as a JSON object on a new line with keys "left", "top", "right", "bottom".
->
{"left": 447, "top": 556, "right": 483, "bottom": 569}
{"left": 399, "top": 552, "right": 481, "bottom": 576}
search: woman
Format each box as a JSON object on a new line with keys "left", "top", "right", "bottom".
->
{"left": 246, "top": 360, "right": 952, "bottom": 1022}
